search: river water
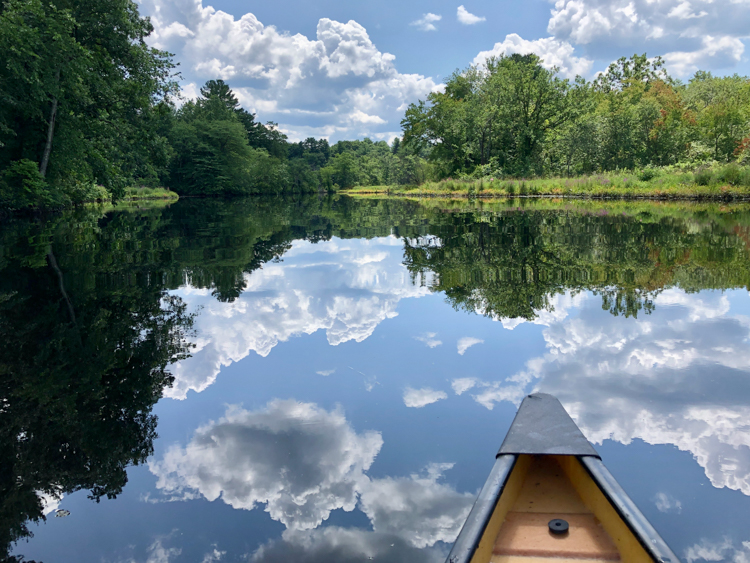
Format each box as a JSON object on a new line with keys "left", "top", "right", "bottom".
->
{"left": 3, "top": 196, "right": 750, "bottom": 562}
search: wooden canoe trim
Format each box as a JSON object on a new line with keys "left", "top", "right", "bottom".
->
{"left": 471, "top": 455, "right": 652, "bottom": 563}
{"left": 493, "top": 512, "right": 620, "bottom": 560}
{"left": 558, "top": 456, "right": 653, "bottom": 562}
{"left": 470, "top": 455, "right": 530, "bottom": 563}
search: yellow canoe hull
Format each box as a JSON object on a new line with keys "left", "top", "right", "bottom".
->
{"left": 472, "top": 454, "right": 653, "bottom": 563}
{"left": 446, "top": 394, "right": 678, "bottom": 563}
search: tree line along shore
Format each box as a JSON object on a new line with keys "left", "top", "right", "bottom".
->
{"left": 3, "top": 0, "right": 750, "bottom": 212}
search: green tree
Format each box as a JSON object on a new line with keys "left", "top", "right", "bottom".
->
{"left": 684, "top": 72, "right": 750, "bottom": 161}
{"left": 401, "top": 203, "right": 750, "bottom": 321}
{"left": 593, "top": 53, "right": 671, "bottom": 93}
{"left": 168, "top": 102, "right": 257, "bottom": 195}
{"left": 322, "top": 152, "right": 360, "bottom": 188}
{"left": 0, "top": 0, "right": 177, "bottom": 203}
{"left": 483, "top": 54, "right": 581, "bottom": 175}
{"left": 401, "top": 54, "right": 582, "bottom": 177}
{"left": 590, "top": 56, "right": 691, "bottom": 170}
{"left": 167, "top": 82, "right": 290, "bottom": 195}
{"left": 401, "top": 79, "right": 479, "bottom": 175}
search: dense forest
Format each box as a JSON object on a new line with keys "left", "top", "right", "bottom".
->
{"left": 2, "top": 0, "right": 750, "bottom": 211}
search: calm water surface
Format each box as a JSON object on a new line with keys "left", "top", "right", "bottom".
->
{"left": 3, "top": 196, "right": 750, "bottom": 562}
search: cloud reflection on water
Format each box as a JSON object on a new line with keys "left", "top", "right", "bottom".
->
{"left": 359, "top": 463, "right": 473, "bottom": 548}
{"left": 167, "top": 231, "right": 750, "bottom": 498}
{"left": 403, "top": 387, "right": 448, "bottom": 408}
{"left": 480, "top": 289, "right": 750, "bottom": 497}
{"left": 167, "top": 237, "right": 430, "bottom": 399}
{"left": 156, "top": 231, "right": 750, "bottom": 560}
{"left": 150, "top": 400, "right": 382, "bottom": 530}
{"left": 684, "top": 536, "right": 750, "bottom": 563}
{"left": 250, "top": 527, "right": 443, "bottom": 563}
{"left": 150, "top": 400, "right": 473, "bottom": 551}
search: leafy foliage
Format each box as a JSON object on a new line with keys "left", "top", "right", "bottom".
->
{"left": 401, "top": 53, "right": 750, "bottom": 180}
{"left": 3, "top": 0, "right": 750, "bottom": 206}
{"left": 0, "top": 0, "right": 178, "bottom": 202}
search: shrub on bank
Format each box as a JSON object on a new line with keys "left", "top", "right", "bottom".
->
{"left": 66, "top": 181, "right": 111, "bottom": 205}
{"left": 0, "top": 159, "right": 67, "bottom": 210}
{"left": 122, "top": 186, "right": 179, "bottom": 200}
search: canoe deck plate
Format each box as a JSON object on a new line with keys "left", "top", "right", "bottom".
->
{"left": 498, "top": 393, "right": 599, "bottom": 457}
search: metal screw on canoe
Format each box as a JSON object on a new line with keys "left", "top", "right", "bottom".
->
{"left": 549, "top": 519, "right": 569, "bottom": 534}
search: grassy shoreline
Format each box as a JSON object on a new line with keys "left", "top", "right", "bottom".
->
{"left": 120, "top": 186, "right": 179, "bottom": 202}
{"left": 345, "top": 168, "right": 750, "bottom": 201}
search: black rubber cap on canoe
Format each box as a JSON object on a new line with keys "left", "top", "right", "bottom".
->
{"left": 549, "top": 518, "right": 569, "bottom": 534}
{"left": 497, "top": 393, "right": 599, "bottom": 457}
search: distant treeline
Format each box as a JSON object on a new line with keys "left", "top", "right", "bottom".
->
{"left": 167, "top": 80, "right": 431, "bottom": 197}
{"left": 2, "top": 0, "right": 750, "bottom": 210}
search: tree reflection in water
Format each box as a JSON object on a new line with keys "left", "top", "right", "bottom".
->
{"left": 0, "top": 213, "right": 196, "bottom": 560}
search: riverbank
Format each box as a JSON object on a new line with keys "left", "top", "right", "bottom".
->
{"left": 0, "top": 185, "right": 179, "bottom": 215}
{"left": 345, "top": 167, "right": 750, "bottom": 201}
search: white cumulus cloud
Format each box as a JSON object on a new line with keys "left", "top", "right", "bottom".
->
{"left": 546, "top": 0, "right": 750, "bottom": 76}
{"left": 654, "top": 491, "right": 682, "bottom": 513}
{"left": 471, "top": 380, "right": 531, "bottom": 410}
{"left": 668, "top": 2, "right": 708, "bottom": 20}
{"left": 403, "top": 387, "right": 448, "bottom": 408}
{"left": 508, "top": 289, "right": 750, "bottom": 496}
{"left": 167, "top": 237, "right": 431, "bottom": 399}
{"left": 201, "top": 548, "right": 226, "bottom": 563}
{"left": 685, "top": 537, "right": 750, "bottom": 563}
{"left": 456, "top": 288, "right": 750, "bottom": 498}
{"left": 116, "top": 538, "right": 183, "bottom": 563}
{"left": 451, "top": 377, "right": 478, "bottom": 395}
{"left": 457, "top": 337, "right": 484, "bottom": 355}
{"left": 37, "top": 490, "right": 63, "bottom": 516}
{"left": 150, "top": 401, "right": 473, "bottom": 554}
{"left": 473, "top": 34, "right": 593, "bottom": 78}
{"left": 662, "top": 35, "right": 745, "bottom": 78}
{"left": 149, "top": 400, "right": 383, "bottom": 530}
{"left": 359, "top": 463, "right": 475, "bottom": 548}
{"left": 411, "top": 13, "right": 442, "bottom": 32}
{"left": 457, "top": 6, "right": 486, "bottom": 25}
{"left": 250, "top": 527, "right": 442, "bottom": 563}
{"left": 414, "top": 332, "right": 442, "bottom": 348}
{"left": 139, "top": 0, "right": 437, "bottom": 141}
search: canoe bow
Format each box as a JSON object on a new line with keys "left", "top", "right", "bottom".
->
{"left": 446, "top": 393, "right": 679, "bottom": 563}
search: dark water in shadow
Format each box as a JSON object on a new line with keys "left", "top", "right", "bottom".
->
{"left": 3, "top": 196, "right": 750, "bottom": 562}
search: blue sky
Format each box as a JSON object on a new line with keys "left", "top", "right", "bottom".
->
{"left": 138, "top": 0, "right": 750, "bottom": 142}
{"left": 198, "top": 0, "right": 554, "bottom": 78}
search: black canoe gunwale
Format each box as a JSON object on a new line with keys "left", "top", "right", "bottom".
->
{"left": 445, "top": 393, "right": 680, "bottom": 563}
